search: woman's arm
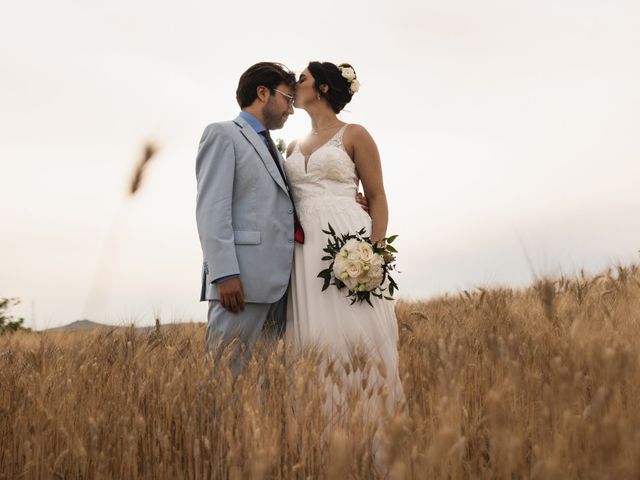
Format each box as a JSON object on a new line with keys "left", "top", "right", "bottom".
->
{"left": 348, "top": 125, "right": 388, "bottom": 244}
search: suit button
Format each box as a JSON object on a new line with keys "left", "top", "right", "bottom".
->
{"left": 288, "top": 239, "right": 294, "bottom": 243}
{"left": 288, "top": 208, "right": 293, "bottom": 214}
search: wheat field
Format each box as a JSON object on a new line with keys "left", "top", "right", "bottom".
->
{"left": 2, "top": 265, "right": 640, "bottom": 479}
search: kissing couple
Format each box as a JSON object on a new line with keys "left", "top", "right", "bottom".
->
{"left": 195, "top": 61, "right": 404, "bottom": 421}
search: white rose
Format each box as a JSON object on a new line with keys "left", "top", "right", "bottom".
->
{"left": 369, "top": 264, "right": 383, "bottom": 280}
{"left": 346, "top": 260, "right": 364, "bottom": 278}
{"left": 344, "top": 239, "right": 360, "bottom": 253}
{"left": 371, "top": 252, "right": 384, "bottom": 267}
{"left": 340, "top": 67, "right": 356, "bottom": 81}
{"left": 366, "top": 266, "right": 384, "bottom": 290}
{"left": 344, "top": 239, "right": 362, "bottom": 260}
{"left": 344, "top": 277, "right": 359, "bottom": 291}
{"left": 349, "top": 79, "right": 360, "bottom": 94}
{"left": 366, "top": 275, "right": 383, "bottom": 291}
{"left": 355, "top": 242, "right": 374, "bottom": 263}
{"left": 347, "top": 250, "right": 360, "bottom": 261}
{"left": 355, "top": 274, "right": 370, "bottom": 290}
{"left": 333, "top": 255, "right": 349, "bottom": 279}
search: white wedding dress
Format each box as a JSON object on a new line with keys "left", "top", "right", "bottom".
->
{"left": 284, "top": 125, "right": 405, "bottom": 424}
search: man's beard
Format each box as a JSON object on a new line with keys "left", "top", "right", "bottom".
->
{"left": 262, "top": 100, "right": 287, "bottom": 130}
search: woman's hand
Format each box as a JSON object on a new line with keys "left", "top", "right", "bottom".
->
{"left": 355, "top": 192, "right": 369, "bottom": 212}
{"left": 372, "top": 239, "right": 386, "bottom": 249}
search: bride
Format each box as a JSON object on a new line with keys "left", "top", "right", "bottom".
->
{"left": 284, "top": 61, "right": 405, "bottom": 424}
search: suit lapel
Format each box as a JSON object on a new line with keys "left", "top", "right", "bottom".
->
{"left": 276, "top": 149, "right": 288, "bottom": 181}
{"left": 234, "top": 116, "right": 289, "bottom": 196}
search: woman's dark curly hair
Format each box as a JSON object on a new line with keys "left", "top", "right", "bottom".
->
{"left": 307, "top": 61, "right": 357, "bottom": 113}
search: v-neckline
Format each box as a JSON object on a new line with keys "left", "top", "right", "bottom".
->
{"left": 298, "top": 125, "right": 347, "bottom": 174}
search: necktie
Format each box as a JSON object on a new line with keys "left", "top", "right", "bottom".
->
{"left": 259, "top": 130, "right": 305, "bottom": 244}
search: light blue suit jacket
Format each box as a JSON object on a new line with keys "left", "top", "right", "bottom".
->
{"left": 195, "top": 115, "right": 295, "bottom": 303}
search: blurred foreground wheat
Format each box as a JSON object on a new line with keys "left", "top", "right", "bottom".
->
{"left": 2, "top": 265, "right": 640, "bottom": 479}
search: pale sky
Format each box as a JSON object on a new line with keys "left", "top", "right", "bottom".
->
{"left": 1, "top": 0, "right": 639, "bottom": 329}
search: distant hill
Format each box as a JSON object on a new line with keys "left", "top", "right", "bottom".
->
{"left": 45, "top": 320, "right": 205, "bottom": 332}
{"left": 47, "top": 319, "right": 111, "bottom": 331}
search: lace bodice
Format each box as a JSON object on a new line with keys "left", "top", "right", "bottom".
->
{"left": 284, "top": 125, "right": 359, "bottom": 206}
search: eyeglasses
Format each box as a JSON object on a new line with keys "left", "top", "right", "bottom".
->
{"left": 274, "top": 89, "right": 295, "bottom": 106}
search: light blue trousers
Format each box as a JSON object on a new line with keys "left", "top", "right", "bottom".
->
{"left": 205, "top": 292, "right": 287, "bottom": 378}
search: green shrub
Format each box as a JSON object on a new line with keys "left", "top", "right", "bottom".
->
{"left": 0, "top": 298, "right": 30, "bottom": 334}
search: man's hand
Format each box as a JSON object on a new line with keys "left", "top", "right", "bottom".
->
{"left": 355, "top": 192, "right": 369, "bottom": 213}
{"left": 217, "top": 277, "right": 245, "bottom": 313}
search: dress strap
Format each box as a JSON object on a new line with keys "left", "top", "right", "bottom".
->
{"left": 329, "top": 124, "right": 349, "bottom": 147}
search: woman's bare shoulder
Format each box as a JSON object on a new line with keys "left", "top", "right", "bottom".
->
{"left": 344, "top": 123, "right": 375, "bottom": 145}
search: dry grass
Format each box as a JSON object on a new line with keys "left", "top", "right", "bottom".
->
{"left": 2, "top": 265, "right": 640, "bottom": 479}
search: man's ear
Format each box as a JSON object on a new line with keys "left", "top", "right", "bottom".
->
{"left": 256, "top": 86, "right": 270, "bottom": 102}
{"left": 319, "top": 84, "right": 329, "bottom": 94}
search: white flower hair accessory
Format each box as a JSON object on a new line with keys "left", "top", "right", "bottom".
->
{"left": 338, "top": 65, "right": 360, "bottom": 94}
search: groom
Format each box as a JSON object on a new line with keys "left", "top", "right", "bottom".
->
{"left": 196, "top": 62, "right": 298, "bottom": 376}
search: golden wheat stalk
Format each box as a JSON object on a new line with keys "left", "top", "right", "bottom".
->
{"left": 128, "top": 142, "right": 158, "bottom": 196}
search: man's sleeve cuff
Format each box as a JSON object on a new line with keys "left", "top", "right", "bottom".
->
{"left": 211, "top": 273, "right": 240, "bottom": 284}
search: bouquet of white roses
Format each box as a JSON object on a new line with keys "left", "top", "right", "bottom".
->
{"left": 317, "top": 223, "right": 399, "bottom": 306}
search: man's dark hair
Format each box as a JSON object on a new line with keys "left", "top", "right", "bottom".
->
{"left": 236, "top": 62, "right": 297, "bottom": 108}
{"left": 307, "top": 61, "right": 355, "bottom": 114}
